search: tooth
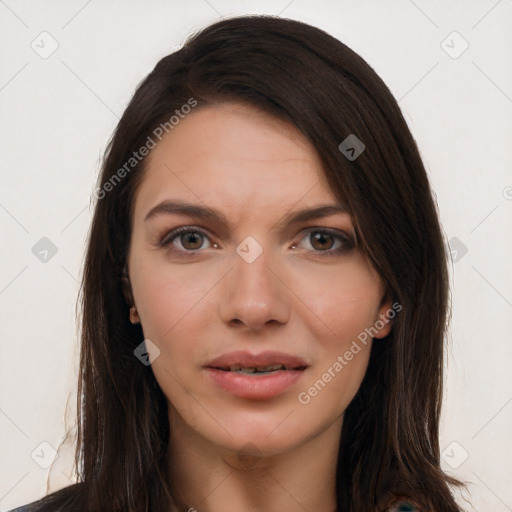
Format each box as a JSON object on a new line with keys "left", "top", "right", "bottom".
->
{"left": 225, "top": 364, "right": 291, "bottom": 373}
{"left": 256, "top": 364, "right": 285, "bottom": 372}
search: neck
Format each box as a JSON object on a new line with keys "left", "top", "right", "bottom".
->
{"left": 166, "top": 411, "right": 342, "bottom": 512}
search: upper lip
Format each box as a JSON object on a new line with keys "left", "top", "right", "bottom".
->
{"left": 205, "top": 350, "right": 309, "bottom": 370}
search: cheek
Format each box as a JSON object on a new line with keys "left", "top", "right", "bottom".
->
{"left": 294, "top": 262, "right": 381, "bottom": 403}
{"left": 131, "top": 261, "right": 216, "bottom": 342}
{"left": 298, "top": 261, "right": 382, "bottom": 345}
{"left": 131, "top": 269, "right": 207, "bottom": 409}
{"left": 129, "top": 263, "right": 219, "bottom": 403}
{"left": 298, "top": 293, "right": 375, "bottom": 415}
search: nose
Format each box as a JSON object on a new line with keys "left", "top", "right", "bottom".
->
{"left": 218, "top": 241, "right": 291, "bottom": 332}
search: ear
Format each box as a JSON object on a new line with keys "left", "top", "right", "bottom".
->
{"left": 121, "top": 272, "right": 135, "bottom": 308}
{"left": 373, "top": 289, "right": 396, "bottom": 340}
{"left": 121, "top": 265, "right": 141, "bottom": 325}
{"left": 129, "top": 307, "right": 140, "bottom": 324}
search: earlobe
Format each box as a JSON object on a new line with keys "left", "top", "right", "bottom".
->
{"left": 129, "top": 307, "right": 140, "bottom": 325}
{"left": 121, "top": 266, "right": 140, "bottom": 324}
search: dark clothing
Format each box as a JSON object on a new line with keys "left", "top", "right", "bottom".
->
{"left": 9, "top": 483, "right": 421, "bottom": 511}
{"left": 8, "top": 483, "right": 83, "bottom": 512}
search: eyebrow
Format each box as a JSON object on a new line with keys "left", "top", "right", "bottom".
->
{"left": 144, "top": 199, "right": 350, "bottom": 228}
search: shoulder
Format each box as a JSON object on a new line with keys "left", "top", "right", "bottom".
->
{"left": 7, "top": 482, "right": 84, "bottom": 512}
{"left": 385, "top": 498, "right": 422, "bottom": 511}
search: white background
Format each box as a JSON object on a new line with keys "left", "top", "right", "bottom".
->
{"left": 1, "top": 1, "right": 511, "bottom": 510}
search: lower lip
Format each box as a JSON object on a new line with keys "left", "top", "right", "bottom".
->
{"left": 204, "top": 368, "right": 306, "bottom": 399}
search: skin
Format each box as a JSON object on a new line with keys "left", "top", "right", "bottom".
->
{"left": 127, "top": 103, "right": 393, "bottom": 512}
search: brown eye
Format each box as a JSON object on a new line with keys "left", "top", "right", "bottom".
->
{"left": 293, "top": 228, "right": 354, "bottom": 256}
{"left": 180, "top": 231, "right": 204, "bottom": 250}
{"left": 309, "top": 231, "right": 335, "bottom": 251}
{"left": 158, "top": 227, "right": 214, "bottom": 256}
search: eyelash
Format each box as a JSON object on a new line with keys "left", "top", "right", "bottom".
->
{"left": 157, "top": 226, "right": 355, "bottom": 258}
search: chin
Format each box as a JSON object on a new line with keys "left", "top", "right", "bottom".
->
{"left": 199, "top": 411, "right": 315, "bottom": 457}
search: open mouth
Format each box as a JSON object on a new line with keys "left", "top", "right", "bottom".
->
{"left": 204, "top": 354, "right": 309, "bottom": 398}
{"left": 210, "top": 364, "right": 308, "bottom": 375}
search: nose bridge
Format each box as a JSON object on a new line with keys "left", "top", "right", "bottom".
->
{"left": 219, "top": 235, "right": 290, "bottom": 329}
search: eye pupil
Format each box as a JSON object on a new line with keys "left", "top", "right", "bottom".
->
{"left": 181, "top": 232, "right": 203, "bottom": 250}
{"left": 311, "top": 232, "right": 334, "bottom": 250}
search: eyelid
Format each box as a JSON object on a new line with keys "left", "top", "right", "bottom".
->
{"left": 156, "top": 224, "right": 355, "bottom": 257}
{"left": 157, "top": 225, "right": 215, "bottom": 248}
{"left": 297, "top": 226, "right": 355, "bottom": 253}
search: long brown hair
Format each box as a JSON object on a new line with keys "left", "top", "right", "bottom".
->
{"left": 29, "top": 14, "right": 466, "bottom": 512}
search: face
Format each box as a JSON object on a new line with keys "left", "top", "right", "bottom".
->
{"left": 127, "top": 103, "right": 393, "bottom": 457}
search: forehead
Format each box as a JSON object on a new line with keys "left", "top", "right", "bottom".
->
{"left": 133, "top": 103, "right": 339, "bottom": 220}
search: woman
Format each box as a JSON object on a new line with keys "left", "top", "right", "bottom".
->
{"left": 11, "top": 14, "right": 467, "bottom": 512}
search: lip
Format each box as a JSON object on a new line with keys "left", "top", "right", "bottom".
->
{"left": 204, "top": 350, "right": 309, "bottom": 400}
{"left": 205, "top": 350, "right": 309, "bottom": 370}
